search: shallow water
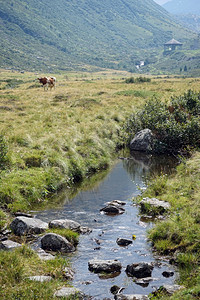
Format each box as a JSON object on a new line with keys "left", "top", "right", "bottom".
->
{"left": 36, "top": 152, "right": 178, "bottom": 299}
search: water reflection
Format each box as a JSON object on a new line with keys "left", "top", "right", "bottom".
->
{"left": 36, "top": 152, "right": 179, "bottom": 299}
{"left": 122, "top": 151, "right": 178, "bottom": 180}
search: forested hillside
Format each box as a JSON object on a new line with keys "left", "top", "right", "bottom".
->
{"left": 0, "top": 0, "right": 198, "bottom": 73}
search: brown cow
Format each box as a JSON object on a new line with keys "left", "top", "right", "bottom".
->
{"left": 37, "top": 76, "right": 56, "bottom": 91}
{"left": 37, "top": 77, "right": 48, "bottom": 91}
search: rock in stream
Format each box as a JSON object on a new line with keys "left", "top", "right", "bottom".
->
{"left": 88, "top": 259, "right": 122, "bottom": 273}
{"left": 10, "top": 216, "right": 48, "bottom": 236}
{"left": 41, "top": 233, "right": 75, "bottom": 253}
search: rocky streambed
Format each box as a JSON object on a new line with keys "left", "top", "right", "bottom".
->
{"left": 0, "top": 154, "right": 183, "bottom": 299}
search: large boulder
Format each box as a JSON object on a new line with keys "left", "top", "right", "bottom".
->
{"left": 130, "top": 129, "right": 154, "bottom": 152}
{"left": 41, "top": 233, "right": 75, "bottom": 253}
{"left": 10, "top": 217, "right": 48, "bottom": 236}
{"left": 88, "top": 259, "right": 122, "bottom": 273}
{"left": 125, "top": 262, "right": 153, "bottom": 278}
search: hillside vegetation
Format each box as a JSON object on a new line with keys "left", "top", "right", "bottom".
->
{"left": 0, "top": 0, "right": 199, "bottom": 73}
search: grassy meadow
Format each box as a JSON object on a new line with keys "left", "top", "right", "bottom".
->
{"left": 1, "top": 70, "right": 198, "bottom": 215}
{"left": 0, "top": 69, "right": 200, "bottom": 299}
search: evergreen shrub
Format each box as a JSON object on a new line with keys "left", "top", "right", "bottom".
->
{"left": 125, "top": 76, "right": 151, "bottom": 83}
{"left": 124, "top": 90, "right": 200, "bottom": 153}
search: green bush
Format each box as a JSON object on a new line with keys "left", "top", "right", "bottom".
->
{"left": 135, "top": 76, "right": 151, "bottom": 83}
{"left": 124, "top": 90, "right": 200, "bottom": 153}
{"left": 125, "top": 77, "right": 135, "bottom": 83}
{"left": 125, "top": 77, "right": 151, "bottom": 84}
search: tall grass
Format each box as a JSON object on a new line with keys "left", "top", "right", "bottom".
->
{"left": 0, "top": 70, "right": 199, "bottom": 213}
{"left": 0, "top": 245, "right": 70, "bottom": 299}
{"left": 144, "top": 152, "right": 200, "bottom": 299}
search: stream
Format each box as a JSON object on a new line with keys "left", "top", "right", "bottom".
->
{"left": 36, "top": 152, "right": 178, "bottom": 299}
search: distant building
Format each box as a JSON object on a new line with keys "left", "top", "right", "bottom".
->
{"left": 164, "top": 39, "right": 183, "bottom": 51}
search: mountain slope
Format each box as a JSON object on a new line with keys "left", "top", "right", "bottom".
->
{"left": 163, "top": 0, "right": 200, "bottom": 33}
{"left": 0, "top": 0, "right": 197, "bottom": 72}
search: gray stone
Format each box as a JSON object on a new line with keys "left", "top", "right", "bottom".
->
{"left": 49, "top": 219, "right": 92, "bottom": 234}
{"left": 140, "top": 197, "right": 170, "bottom": 215}
{"left": 110, "top": 285, "right": 124, "bottom": 295}
{"left": 79, "top": 226, "right": 92, "bottom": 234}
{"left": 162, "top": 271, "right": 174, "bottom": 277}
{"left": 10, "top": 217, "right": 48, "bottom": 236}
{"left": 114, "top": 295, "right": 149, "bottom": 300}
{"left": 36, "top": 248, "right": 55, "bottom": 260}
{"left": 28, "top": 275, "right": 52, "bottom": 282}
{"left": 1, "top": 229, "right": 12, "bottom": 236}
{"left": 49, "top": 219, "right": 81, "bottom": 231}
{"left": 116, "top": 238, "right": 132, "bottom": 246}
{"left": 41, "top": 233, "right": 75, "bottom": 253}
{"left": 162, "top": 284, "right": 184, "bottom": 295}
{"left": 126, "top": 262, "right": 153, "bottom": 278}
{"left": 100, "top": 205, "right": 125, "bottom": 215}
{"left": 88, "top": 259, "right": 122, "bottom": 273}
{"left": 135, "top": 277, "right": 155, "bottom": 287}
{"left": 54, "top": 287, "right": 82, "bottom": 298}
{"left": 106, "top": 200, "right": 126, "bottom": 206}
{"left": 63, "top": 267, "right": 75, "bottom": 280}
{"left": 0, "top": 239, "right": 22, "bottom": 250}
{"left": 14, "top": 212, "right": 34, "bottom": 218}
{"left": 130, "top": 129, "right": 154, "bottom": 152}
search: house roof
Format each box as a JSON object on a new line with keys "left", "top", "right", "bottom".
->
{"left": 164, "top": 38, "right": 183, "bottom": 45}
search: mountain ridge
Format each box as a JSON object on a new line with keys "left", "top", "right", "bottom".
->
{"left": 163, "top": 0, "right": 200, "bottom": 33}
{"left": 163, "top": 0, "right": 200, "bottom": 15}
{"left": 0, "top": 0, "right": 198, "bottom": 73}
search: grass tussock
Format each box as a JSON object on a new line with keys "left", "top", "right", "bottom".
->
{"left": 0, "top": 245, "right": 71, "bottom": 299}
{"left": 144, "top": 152, "right": 200, "bottom": 299}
